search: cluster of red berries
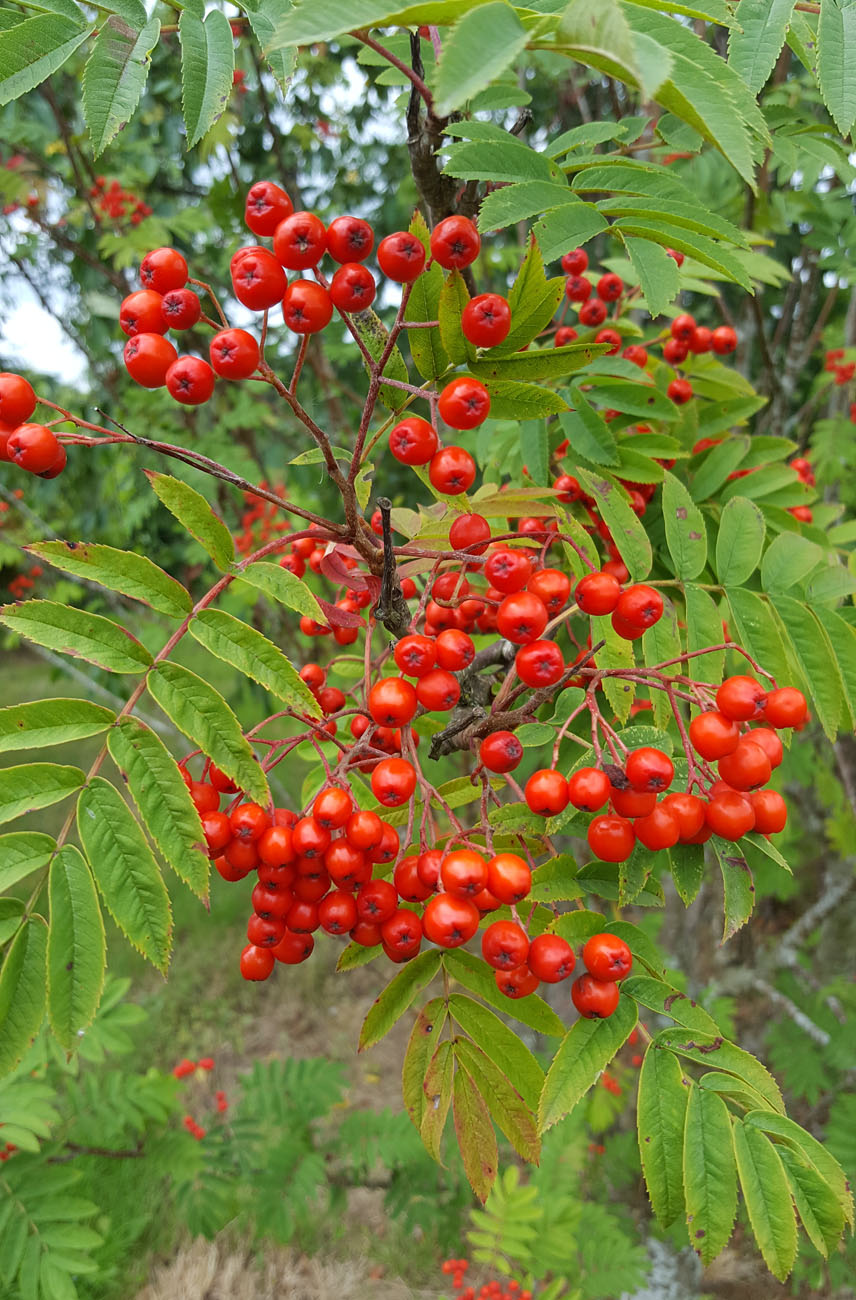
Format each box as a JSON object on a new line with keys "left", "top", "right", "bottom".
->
{"left": 182, "top": 1115, "right": 207, "bottom": 1140}
{"left": 5, "top": 561, "right": 43, "bottom": 600}
{"left": 441, "top": 1258, "right": 531, "bottom": 1300}
{"left": 824, "top": 347, "right": 855, "bottom": 386}
{"left": 232, "top": 484, "right": 291, "bottom": 555}
{"left": 482, "top": 925, "right": 632, "bottom": 1018}
{"left": 0, "top": 1141, "right": 18, "bottom": 1163}
{"left": 0, "top": 372, "right": 66, "bottom": 478}
{"left": 88, "top": 175, "right": 153, "bottom": 226}
{"left": 690, "top": 434, "right": 815, "bottom": 525}
{"left": 520, "top": 675, "right": 805, "bottom": 861}
{"left": 172, "top": 1056, "right": 215, "bottom": 1078}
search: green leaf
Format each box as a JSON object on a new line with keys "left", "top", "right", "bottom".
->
{"left": 0, "top": 918, "right": 47, "bottom": 1078}
{"left": 817, "top": 0, "right": 856, "bottom": 136}
{"left": 0, "top": 600, "right": 152, "bottom": 674}
{"left": 669, "top": 841, "right": 706, "bottom": 906}
{"left": 585, "top": 378, "right": 679, "bottom": 421}
{"left": 533, "top": 200, "right": 610, "bottom": 264}
{"left": 732, "top": 1121, "right": 797, "bottom": 1280}
{"left": 690, "top": 434, "right": 752, "bottom": 501}
{"left": 107, "top": 717, "right": 209, "bottom": 901}
{"left": 433, "top": 2, "right": 527, "bottom": 115}
{"left": 77, "top": 777, "right": 172, "bottom": 973}
{"left": 82, "top": 13, "right": 159, "bottom": 155}
{"left": 0, "top": 14, "right": 92, "bottom": 107}
{"left": 480, "top": 377, "right": 568, "bottom": 420}
{"left": 641, "top": 595, "right": 682, "bottom": 729}
{"left": 147, "top": 661, "right": 269, "bottom": 805}
{"left": 453, "top": 1063, "right": 498, "bottom": 1202}
{"left": 0, "top": 764, "right": 84, "bottom": 827}
{"left": 448, "top": 993, "right": 544, "bottom": 1111}
{"left": 495, "top": 237, "right": 564, "bottom": 356}
{"left": 684, "top": 585, "right": 724, "bottom": 686}
{"left": 613, "top": 219, "right": 752, "bottom": 287}
{"left": 351, "top": 307, "right": 411, "bottom": 410}
{"left": 189, "top": 608, "right": 321, "bottom": 715}
{"left": 519, "top": 422, "right": 548, "bottom": 486}
{"left": 622, "top": 234, "right": 680, "bottom": 317}
{"left": 402, "top": 995, "right": 447, "bottom": 1132}
{"left": 145, "top": 470, "right": 234, "bottom": 570}
{"left": 359, "top": 950, "right": 442, "bottom": 1051}
{"left": 0, "top": 699, "right": 114, "bottom": 754}
{"left": 779, "top": 1147, "right": 846, "bottom": 1259}
{"left": 683, "top": 1085, "right": 737, "bottom": 1265}
{"left": 421, "top": 1038, "right": 454, "bottom": 1161}
{"left": 478, "top": 179, "right": 575, "bottom": 233}
{"left": 471, "top": 343, "right": 602, "bottom": 384}
{"left": 747, "top": 1111, "right": 853, "bottom": 1228}
{"left": 591, "top": 611, "right": 636, "bottom": 723}
{"left": 178, "top": 7, "right": 233, "bottom": 148}
{"left": 47, "top": 845, "right": 105, "bottom": 1050}
{"left": 443, "top": 138, "right": 557, "bottom": 186}
{"left": 700, "top": 1070, "right": 772, "bottom": 1113}
{"left": 637, "top": 1046, "right": 690, "bottom": 1228}
{"left": 760, "top": 532, "right": 823, "bottom": 594}
{"left": 404, "top": 219, "right": 448, "bottom": 380}
{"left": 619, "top": 840, "right": 657, "bottom": 905}
{"left": 725, "top": 588, "right": 795, "bottom": 690}
{"left": 709, "top": 836, "right": 755, "bottom": 941}
{"left": 813, "top": 606, "right": 856, "bottom": 724}
{"left": 236, "top": 559, "right": 323, "bottom": 621}
{"left": 623, "top": 976, "right": 719, "bottom": 1034}
{"left": 775, "top": 596, "right": 843, "bottom": 738}
{"left": 529, "top": 853, "right": 583, "bottom": 904}
{"left": 715, "top": 496, "right": 765, "bottom": 585}
{"left": 444, "top": 948, "right": 565, "bottom": 1037}
{"left": 728, "top": 0, "right": 795, "bottom": 93}
{"left": 27, "top": 540, "right": 190, "bottom": 618}
{"left": 558, "top": 390, "right": 620, "bottom": 467}
{"left": 539, "top": 993, "right": 637, "bottom": 1131}
{"left": 243, "top": 0, "right": 295, "bottom": 94}
{"left": 662, "top": 471, "right": 707, "bottom": 580}
{"left": 454, "top": 1037, "right": 539, "bottom": 1163}
{"left": 656, "top": 1029, "right": 784, "bottom": 1113}
{"left": 0, "top": 832, "right": 56, "bottom": 893}
{"left": 437, "top": 269, "right": 474, "bottom": 369}
{"left": 575, "top": 469, "right": 652, "bottom": 580}
{"left": 0, "top": 899, "right": 24, "bottom": 949}
{"left": 336, "top": 940, "right": 381, "bottom": 971}
{"left": 271, "top": 0, "right": 478, "bottom": 46}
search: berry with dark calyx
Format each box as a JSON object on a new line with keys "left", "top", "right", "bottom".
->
{"left": 381, "top": 908, "right": 423, "bottom": 961}
{"left": 554, "top": 473, "right": 582, "bottom": 502}
{"left": 120, "top": 289, "right": 167, "bottom": 337}
{"left": 356, "top": 878, "right": 398, "bottom": 924}
{"left": 416, "top": 667, "right": 461, "bottom": 711}
{"left": 525, "top": 768, "right": 569, "bottom": 817}
{"left": 368, "top": 676, "right": 418, "bottom": 726}
{"left": 583, "top": 932, "right": 632, "bottom": 981}
{"left": 572, "top": 973, "right": 620, "bottom": 1019}
{"left": 527, "top": 568, "right": 570, "bottom": 615}
{"left": 717, "top": 674, "right": 767, "bottom": 721}
{"left": 422, "top": 893, "right": 479, "bottom": 948}
{"left": 610, "top": 785, "right": 656, "bottom": 818}
{"left": 496, "top": 591, "right": 548, "bottom": 644}
{"left": 595, "top": 328, "right": 621, "bottom": 355}
{"left": 449, "top": 512, "right": 491, "bottom": 554}
{"left": 230, "top": 248, "right": 287, "bottom": 310}
{"left": 634, "top": 803, "right": 680, "bottom": 850}
{"left": 689, "top": 710, "right": 740, "bottom": 760}
{"left": 561, "top": 248, "right": 588, "bottom": 275}
{"left": 161, "top": 287, "right": 201, "bottom": 330}
{"left": 625, "top": 746, "right": 674, "bottom": 794}
{"left": 210, "top": 329, "right": 259, "bottom": 380}
{"left": 393, "top": 857, "right": 433, "bottom": 903}
{"left": 705, "top": 790, "right": 755, "bottom": 839}
{"left": 430, "top": 215, "right": 480, "bottom": 269}
{"left": 312, "top": 786, "right": 353, "bottom": 829}
{"left": 663, "top": 337, "right": 688, "bottom": 365}
{"left": 597, "top": 273, "right": 623, "bottom": 302}
{"left": 318, "top": 890, "right": 358, "bottom": 935}
{"left": 482, "top": 920, "right": 530, "bottom": 971}
{"left": 668, "top": 378, "right": 693, "bottom": 405}
{"left": 429, "top": 445, "right": 476, "bottom": 495}
{"left": 416, "top": 848, "right": 443, "bottom": 889}
{"left": 435, "top": 629, "right": 474, "bottom": 670}
{"left": 485, "top": 546, "right": 533, "bottom": 594}
{"left": 271, "top": 930, "right": 314, "bottom": 963}
{"left": 486, "top": 853, "right": 531, "bottom": 904}
{"left": 623, "top": 344, "right": 648, "bottom": 368}
{"left": 329, "top": 262, "right": 376, "bottom": 312}
{"left": 166, "top": 356, "right": 215, "bottom": 405}
{"left": 240, "top": 944, "right": 275, "bottom": 980}
{"left": 711, "top": 325, "right": 738, "bottom": 355}
{"left": 282, "top": 279, "right": 333, "bottom": 334}
{"left": 438, "top": 376, "right": 490, "bottom": 429}
{"left": 671, "top": 313, "right": 696, "bottom": 341}
{"left": 345, "top": 809, "right": 383, "bottom": 851}
{"left": 389, "top": 416, "right": 439, "bottom": 466}
{"left": 479, "top": 731, "right": 524, "bottom": 774}
{"left": 273, "top": 211, "right": 327, "bottom": 269}
{"left": 244, "top": 180, "right": 293, "bottom": 236}
{"left": 515, "top": 639, "right": 564, "bottom": 688}
{"left": 579, "top": 297, "right": 607, "bottom": 327}
{"left": 615, "top": 584, "right": 663, "bottom": 630}
{"left": 394, "top": 633, "right": 436, "bottom": 677}
{"left": 7, "top": 424, "right": 61, "bottom": 473}
{"left": 567, "top": 766, "right": 611, "bottom": 812}
{"left": 763, "top": 686, "right": 807, "bottom": 729}
{"left": 565, "top": 275, "right": 592, "bottom": 302}
{"left": 371, "top": 757, "right": 416, "bottom": 807}
{"left": 441, "top": 849, "right": 488, "bottom": 899}
{"left": 461, "top": 293, "right": 511, "bottom": 348}
{"left": 140, "top": 246, "right": 187, "bottom": 294}
{"left": 527, "top": 933, "right": 574, "bottom": 983}
{"left": 326, "top": 215, "right": 374, "bottom": 263}
{"left": 38, "top": 444, "right": 66, "bottom": 478}
{"left": 555, "top": 326, "right": 578, "bottom": 346}
{"left": 124, "top": 333, "right": 177, "bottom": 388}
{"left": 587, "top": 814, "right": 635, "bottom": 862}
{"left": 0, "top": 373, "right": 36, "bottom": 426}
{"left": 377, "top": 231, "right": 426, "bottom": 281}
{"left": 749, "top": 788, "right": 788, "bottom": 834}
{"left": 576, "top": 570, "right": 621, "bottom": 615}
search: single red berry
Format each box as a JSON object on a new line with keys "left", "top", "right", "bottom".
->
{"left": 389, "top": 416, "right": 439, "bottom": 466}
{"left": 689, "top": 326, "right": 712, "bottom": 354}
{"left": 329, "top": 262, "right": 376, "bottom": 312}
{"left": 623, "top": 344, "right": 648, "bottom": 368}
{"left": 763, "top": 687, "right": 807, "bottom": 729}
{"left": 0, "top": 373, "right": 36, "bottom": 426}
{"left": 528, "top": 933, "right": 575, "bottom": 983}
{"left": 485, "top": 547, "right": 533, "bottom": 594}
{"left": 561, "top": 248, "right": 588, "bottom": 275}
{"left": 441, "top": 849, "right": 488, "bottom": 899}
{"left": 368, "top": 676, "right": 418, "bottom": 727}
{"left": 240, "top": 944, "right": 275, "bottom": 980}
{"left": 393, "top": 633, "right": 436, "bottom": 678}
{"left": 422, "top": 893, "right": 479, "bottom": 948}
{"left": 516, "top": 639, "right": 564, "bottom": 688}
{"left": 371, "top": 757, "right": 416, "bottom": 807}
{"left": 706, "top": 791, "right": 755, "bottom": 839}
{"left": 120, "top": 289, "right": 167, "bottom": 337}
{"left": 496, "top": 965, "right": 540, "bottom": 999}
{"left": 625, "top": 747, "right": 674, "bottom": 794}
{"left": 416, "top": 667, "right": 461, "bottom": 711}
{"left": 273, "top": 211, "right": 327, "bottom": 269}
{"left": 230, "top": 249, "right": 286, "bottom": 310}
{"left": 244, "top": 180, "right": 293, "bottom": 237}
{"left": 597, "top": 273, "right": 623, "bottom": 302}
{"left": 434, "top": 628, "right": 474, "bottom": 671}
{"left": 140, "top": 246, "right": 188, "bottom": 294}
{"left": 318, "top": 890, "right": 358, "bottom": 935}
{"left": 381, "top": 907, "right": 422, "bottom": 960}
{"left": 579, "top": 297, "right": 607, "bottom": 326}
{"left": 257, "top": 825, "right": 294, "bottom": 866}
{"left": 482, "top": 920, "right": 529, "bottom": 971}
{"left": 611, "top": 786, "right": 656, "bottom": 818}
{"left": 230, "top": 802, "right": 271, "bottom": 842}
{"left": 668, "top": 378, "right": 693, "bottom": 405}
{"left": 555, "top": 325, "right": 579, "bottom": 346}
{"left": 615, "top": 584, "right": 663, "bottom": 630}
{"left": 567, "top": 767, "right": 611, "bottom": 812}
{"left": 161, "top": 287, "right": 201, "bottom": 330}
{"left": 124, "top": 333, "right": 177, "bottom": 388}
{"left": 438, "top": 376, "right": 490, "bottom": 429}
{"left": 393, "top": 856, "right": 433, "bottom": 903}
{"left": 449, "top": 512, "right": 491, "bottom": 554}
{"left": 716, "top": 675, "right": 767, "bottom": 721}
{"left": 429, "top": 445, "right": 477, "bottom": 495}
{"left": 312, "top": 786, "right": 353, "bottom": 829}
{"left": 572, "top": 973, "right": 620, "bottom": 1019}
{"left": 711, "top": 325, "right": 737, "bottom": 355}
{"left": 671, "top": 313, "right": 696, "bottom": 341}
{"left": 479, "top": 731, "right": 523, "bottom": 774}
{"left": 749, "top": 788, "right": 787, "bottom": 834}
{"left": 587, "top": 815, "right": 635, "bottom": 862}
{"left": 430, "top": 215, "right": 480, "bottom": 269}
{"left": 326, "top": 215, "right": 374, "bottom": 264}
{"left": 565, "top": 275, "right": 592, "bottom": 303}
{"left": 209, "top": 328, "right": 259, "bottom": 380}
{"left": 165, "top": 356, "right": 215, "bottom": 405}
{"left": 527, "top": 568, "right": 570, "bottom": 615}
{"left": 634, "top": 803, "right": 680, "bottom": 850}
{"left": 377, "top": 231, "right": 426, "bottom": 281}
{"left": 524, "top": 769, "right": 569, "bottom": 817}
{"left": 282, "top": 279, "right": 333, "bottom": 333}
{"left": 416, "top": 848, "right": 443, "bottom": 889}
{"left": 717, "top": 738, "right": 772, "bottom": 791}
{"left": 660, "top": 792, "right": 706, "bottom": 841}
{"left": 663, "top": 337, "right": 688, "bottom": 365}
{"left": 689, "top": 710, "right": 740, "bottom": 760}
{"left": 6, "top": 424, "right": 61, "bottom": 473}
{"left": 666, "top": 247, "right": 685, "bottom": 266}
{"left": 356, "top": 878, "right": 398, "bottom": 924}
{"left": 201, "top": 809, "right": 231, "bottom": 855}
{"left": 461, "top": 293, "right": 511, "bottom": 348}
{"left": 576, "top": 571, "right": 621, "bottom": 616}
{"left": 595, "top": 328, "right": 621, "bottom": 355}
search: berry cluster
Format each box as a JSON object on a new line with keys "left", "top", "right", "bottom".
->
{"left": 88, "top": 175, "right": 153, "bottom": 226}
{"left": 441, "top": 1258, "right": 531, "bottom": 1300}
{"left": 481, "top": 925, "right": 632, "bottom": 1017}
{"left": 520, "top": 673, "right": 805, "bottom": 861}
{"left": 232, "top": 483, "right": 291, "bottom": 555}
{"left": 0, "top": 372, "right": 66, "bottom": 478}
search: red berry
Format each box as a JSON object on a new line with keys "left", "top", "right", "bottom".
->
{"left": 579, "top": 297, "right": 607, "bottom": 326}
{"left": 240, "top": 944, "right": 275, "bottom": 980}
{"left": 377, "top": 231, "right": 426, "bottom": 282}
{"left": 711, "top": 325, "right": 737, "bottom": 355}
{"left": 438, "top": 376, "right": 490, "bottom": 429}
{"left": 124, "top": 333, "right": 177, "bottom": 388}
{"left": 461, "top": 294, "right": 511, "bottom": 348}
{"left": 587, "top": 815, "right": 635, "bottom": 862}
{"left": 389, "top": 416, "right": 439, "bottom": 465}
{"left": 748, "top": 788, "right": 787, "bottom": 834}
{"left": 597, "top": 273, "right": 623, "bottom": 302}
{"left": 527, "top": 933, "right": 574, "bottom": 983}
{"left": 565, "top": 276, "right": 592, "bottom": 303}
{"left": 449, "top": 512, "right": 491, "bottom": 554}
{"left": 496, "top": 965, "right": 539, "bottom": 999}
{"left": 244, "top": 181, "right": 293, "bottom": 237}
{"left": 430, "top": 215, "right": 480, "bottom": 269}
{"left": 689, "top": 710, "right": 740, "bottom": 760}
{"left": 209, "top": 329, "right": 259, "bottom": 380}
{"left": 312, "top": 786, "right": 353, "bottom": 829}
{"left": 576, "top": 571, "right": 621, "bottom": 615}
{"left": 595, "top": 328, "right": 621, "bottom": 355}
{"left": 482, "top": 920, "right": 530, "bottom": 971}
{"left": 625, "top": 746, "right": 674, "bottom": 794}
{"left": 326, "top": 215, "right": 374, "bottom": 264}
{"left": 429, "top": 445, "right": 476, "bottom": 495}
{"left": 381, "top": 908, "right": 422, "bottom": 960}
{"left": 356, "top": 878, "right": 398, "bottom": 924}
{"left": 6, "top": 424, "right": 60, "bottom": 473}
{"left": 515, "top": 639, "right": 564, "bottom": 688}
{"left": 165, "top": 356, "right": 215, "bottom": 405}
{"left": 716, "top": 675, "right": 766, "bottom": 722}
{"left": 120, "top": 289, "right": 167, "bottom": 337}
{"left": 561, "top": 248, "right": 588, "bottom": 275}
{"left": 0, "top": 373, "right": 36, "bottom": 426}
{"left": 524, "top": 769, "right": 569, "bottom": 817}
{"left": 161, "top": 287, "right": 201, "bottom": 330}
{"left": 273, "top": 211, "right": 327, "bottom": 269}
{"left": 615, "top": 584, "right": 663, "bottom": 630}
{"left": 527, "top": 568, "right": 570, "bottom": 615}
{"left": 479, "top": 731, "right": 523, "bottom": 774}
{"left": 763, "top": 687, "right": 807, "bottom": 729}
{"left": 486, "top": 852, "right": 531, "bottom": 904}
{"left": 422, "top": 893, "right": 479, "bottom": 948}
{"left": 371, "top": 757, "right": 416, "bottom": 807}
{"left": 663, "top": 337, "right": 688, "bottom": 365}
{"left": 572, "top": 973, "right": 620, "bottom": 1019}
{"left": 282, "top": 279, "right": 333, "bottom": 333}
{"left": 368, "top": 676, "right": 418, "bottom": 727}
{"left": 435, "top": 628, "right": 474, "bottom": 671}
{"left": 671, "top": 313, "right": 696, "bottom": 341}
{"left": 393, "top": 634, "right": 436, "bottom": 678}
{"left": 567, "top": 767, "right": 611, "bottom": 812}
{"left": 230, "top": 248, "right": 286, "bottom": 310}
{"left": 717, "top": 738, "right": 772, "bottom": 791}
{"left": 441, "top": 849, "right": 488, "bottom": 899}
{"left": 416, "top": 667, "right": 461, "bottom": 711}
{"left": 668, "top": 378, "right": 693, "bottom": 405}
{"left": 660, "top": 792, "right": 706, "bottom": 841}
{"left": 140, "top": 246, "right": 188, "bottom": 294}
{"left": 634, "top": 803, "right": 680, "bottom": 850}
{"left": 329, "top": 262, "right": 376, "bottom": 312}
{"left": 496, "top": 591, "right": 548, "bottom": 644}
{"left": 318, "top": 890, "right": 358, "bottom": 935}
